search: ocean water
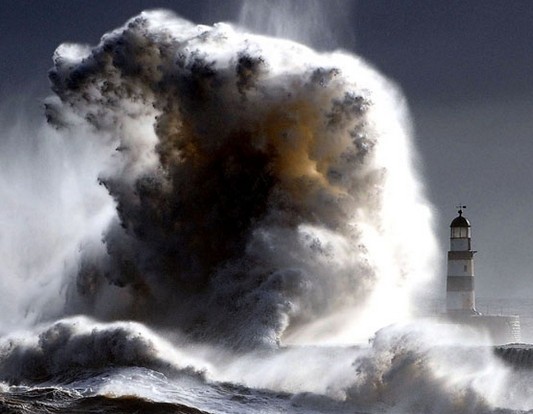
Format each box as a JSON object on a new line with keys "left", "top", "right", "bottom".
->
{"left": 1, "top": 315, "right": 533, "bottom": 414}
{"left": 1, "top": 6, "right": 533, "bottom": 414}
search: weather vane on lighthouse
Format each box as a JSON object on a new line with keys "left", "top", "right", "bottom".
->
{"left": 455, "top": 204, "right": 467, "bottom": 215}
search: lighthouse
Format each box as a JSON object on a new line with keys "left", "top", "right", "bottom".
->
{"left": 446, "top": 208, "right": 478, "bottom": 314}
{"left": 441, "top": 208, "right": 521, "bottom": 343}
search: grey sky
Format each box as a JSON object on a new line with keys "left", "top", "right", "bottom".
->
{"left": 1, "top": 0, "right": 532, "bottom": 298}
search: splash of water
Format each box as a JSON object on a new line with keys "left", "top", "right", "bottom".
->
{"left": 37, "top": 9, "right": 437, "bottom": 348}
{"left": 0, "top": 103, "right": 115, "bottom": 333}
{"left": 238, "top": 0, "right": 356, "bottom": 51}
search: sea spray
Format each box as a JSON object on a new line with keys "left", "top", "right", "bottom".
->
{"left": 238, "top": 0, "right": 356, "bottom": 51}
{"left": 0, "top": 106, "right": 115, "bottom": 332}
{"left": 43, "top": 10, "right": 437, "bottom": 348}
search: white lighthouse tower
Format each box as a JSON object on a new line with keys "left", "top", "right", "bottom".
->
{"left": 442, "top": 208, "right": 521, "bottom": 343}
{"left": 446, "top": 208, "right": 478, "bottom": 314}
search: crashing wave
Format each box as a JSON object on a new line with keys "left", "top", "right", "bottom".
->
{"left": 42, "top": 10, "right": 435, "bottom": 349}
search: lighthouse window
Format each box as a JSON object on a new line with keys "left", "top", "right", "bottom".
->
{"left": 464, "top": 264, "right": 468, "bottom": 272}
{"left": 451, "top": 226, "right": 470, "bottom": 238}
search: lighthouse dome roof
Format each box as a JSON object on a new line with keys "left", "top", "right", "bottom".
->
{"left": 450, "top": 210, "right": 470, "bottom": 227}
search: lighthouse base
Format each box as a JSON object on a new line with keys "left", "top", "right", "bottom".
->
{"left": 442, "top": 313, "right": 521, "bottom": 345}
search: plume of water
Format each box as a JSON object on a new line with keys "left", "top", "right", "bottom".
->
{"left": 38, "top": 9, "right": 438, "bottom": 347}
{"left": 238, "top": 0, "right": 356, "bottom": 51}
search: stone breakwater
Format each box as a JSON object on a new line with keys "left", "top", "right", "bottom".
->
{"left": 495, "top": 344, "right": 533, "bottom": 369}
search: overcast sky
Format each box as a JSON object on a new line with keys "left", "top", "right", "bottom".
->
{"left": 1, "top": 0, "right": 532, "bottom": 298}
